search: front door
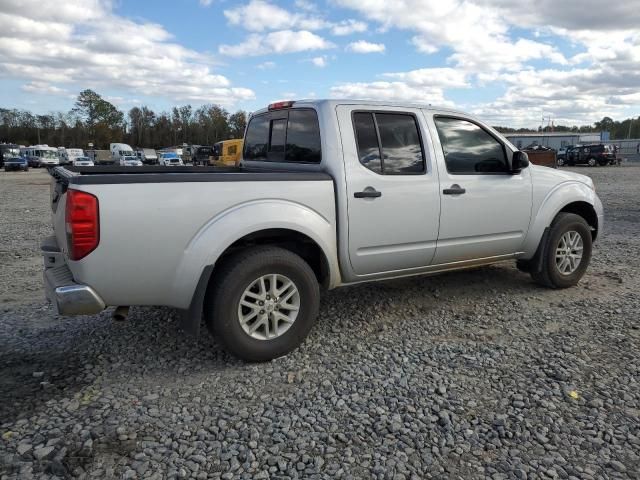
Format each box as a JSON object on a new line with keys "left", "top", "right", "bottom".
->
{"left": 337, "top": 105, "right": 441, "bottom": 276}
{"left": 428, "top": 114, "right": 532, "bottom": 265}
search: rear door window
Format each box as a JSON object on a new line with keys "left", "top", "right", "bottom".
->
{"left": 352, "top": 111, "right": 425, "bottom": 175}
{"left": 243, "top": 108, "right": 321, "bottom": 163}
{"left": 286, "top": 109, "right": 321, "bottom": 163}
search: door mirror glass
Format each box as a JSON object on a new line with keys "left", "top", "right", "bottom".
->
{"left": 511, "top": 151, "right": 530, "bottom": 173}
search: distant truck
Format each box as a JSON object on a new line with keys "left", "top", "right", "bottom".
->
{"left": 110, "top": 143, "right": 137, "bottom": 165}
{"left": 135, "top": 148, "right": 158, "bottom": 165}
{"left": 212, "top": 139, "right": 243, "bottom": 167}
{"left": 86, "top": 149, "right": 113, "bottom": 165}
{"left": 59, "top": 148, "right": 84, "bottom": 166}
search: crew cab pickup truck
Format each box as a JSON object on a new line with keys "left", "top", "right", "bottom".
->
{"left": 43, "top": 100, "right": 604, "bottom": 361}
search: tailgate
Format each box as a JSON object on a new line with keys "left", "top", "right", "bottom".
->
{"left": 49, "top": 168, "right": 70, "bottom": 255}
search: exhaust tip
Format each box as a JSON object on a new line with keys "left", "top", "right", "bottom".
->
{"left": 112, "top": 306, "right": 130, "bottom": 321}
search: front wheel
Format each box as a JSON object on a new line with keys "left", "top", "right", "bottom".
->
{"left": 587, "top": 157, "right": 597, "bottom": 167}
{"left": 530, "top": 213, "right": 592, "bottom": 288}
{"left": 204, "top": 246, "right": 320, "bottom": 361}
{"left": 557, "top": 157, "right": 565, "bottom": 167}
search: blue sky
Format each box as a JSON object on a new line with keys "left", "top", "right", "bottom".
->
{"left": 1, "top": 0, "right": 639, "bottom": 127}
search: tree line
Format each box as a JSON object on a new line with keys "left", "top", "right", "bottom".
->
{"left": 0, "top": 89, "right": 247, "bottom": 149}
{"left": 494, "top": 115, "right": 640, "bottom": 139}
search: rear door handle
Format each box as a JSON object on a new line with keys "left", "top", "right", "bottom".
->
{"left": 443, "top": 184, "right": 466, "bottom": 195}
{"left": 354, "top": 187, "right": 382, "bottom": 198}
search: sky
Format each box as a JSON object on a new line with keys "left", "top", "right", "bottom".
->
{"left": 0, "top": 0, "right": 639, "bottom": 128}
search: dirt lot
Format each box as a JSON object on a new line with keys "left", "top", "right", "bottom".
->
{"left": 0, "top": 166, "right": 639, "bottom": 479}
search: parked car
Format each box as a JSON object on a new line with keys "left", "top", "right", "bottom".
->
{"left": 42, "top": 99, "right": 603, "bottom": 362}
{"left": 556, "top": 145, "right": 574, "bottom": 166}
{"left": 158, "top": 152, "right": 184, "bottom": 166}
{"left": 3, "top": 156, "right": 29, "bottom": 172}
{"left": 0, "top": 144, "right": 21, "bottom": 167}
{"left": 567, "top": 144, "right": 615, "bottom": 167}
{"left": 72, "top": 156, "right": 94, "bottom": 167}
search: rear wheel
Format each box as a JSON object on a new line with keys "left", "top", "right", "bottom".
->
{"left": 204, "top": 246, "right": 320, "bottom": 361}
{"left": 530, "top": 213, "right": 592, "bottom": 288}
{"left": 587, "top": 157, "right": 597, "bottom": 167}
{"left": 557, "top": 157, "right": 565, "bottom": 167}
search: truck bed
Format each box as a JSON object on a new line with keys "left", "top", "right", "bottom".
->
{"left": 53, "top": 165, "right": 332, "bottom": 185}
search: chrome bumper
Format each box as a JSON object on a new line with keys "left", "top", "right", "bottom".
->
{"left": 42, "top": 236, "right": 105, "bottom": 315}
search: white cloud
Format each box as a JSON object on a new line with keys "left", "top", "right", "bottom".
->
{"left": 219, "top": 30, "right": 334, "bottom": 56}
{"left": 346, "top": 40, "right": 385, "bottom": 53}
{"left": 334, "top": 0, "right": 640, "bottom": 125}
{"left": 330, "top": 67, "right": 468, "bottom": 107}
{"left": 224, "top": 0, "right": 367, "bottom": 38}
{"left": 330, "top": 81, "right": 454, "bottom": 107}
{"left": 311, "top": 56, "right": 327, "bottom": 67}
{"left": 334, "top": 0, "right": 566, "bottom": 72}
{"left": 224, "top": 0, "right": 328, "bottom": 32}
{"left": 331, "top": 19, "right": 367, "bottom": 36}
{"left": 199, "top": 0, "right": 213, "bottom": 6}
{"left": 21, "top": 81, "right": 72, "bottom": 97}
{"left": 0, "top": 0, "right": 254, "bottom": 106}
{"left": 382, "top": 68, "right": 469, "bottom": 88}
{"left": 257, "top": 61, "right": 276, "bottom": 69}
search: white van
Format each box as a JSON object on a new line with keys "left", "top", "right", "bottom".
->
{"left": 110, "top": 143, "right": 142, "bottom": 166}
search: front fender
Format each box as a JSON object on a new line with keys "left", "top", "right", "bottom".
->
{"left": 521, "top": 181, "right": 600, "bottom": 258}
{"left": 170, "top": 199, "right": 339, "bottom": 310}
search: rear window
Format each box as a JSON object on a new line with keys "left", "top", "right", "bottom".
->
{"left": 243, "top": 108, "right": 321, "bottom": 163}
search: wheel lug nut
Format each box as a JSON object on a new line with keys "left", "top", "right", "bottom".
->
{"left": 259, "top": 301, "right": 264, "bottom": 306}
{"left": 260, "top": 310, "right": 265, "bottom": 314}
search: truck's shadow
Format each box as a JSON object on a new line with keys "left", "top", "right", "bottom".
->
{"left": 0, "top": 264, "right": 533, "bottom": 423}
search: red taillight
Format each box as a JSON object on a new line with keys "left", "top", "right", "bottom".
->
{"left": 268, "top": 100, "right": 295, "bottom": 110}
{"left": 66, "top": 189, "right": 99, "bottom": 260}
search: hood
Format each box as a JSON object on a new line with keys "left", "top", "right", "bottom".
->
{"left": 529, "top": 164, "right": 594, "bottom": 190}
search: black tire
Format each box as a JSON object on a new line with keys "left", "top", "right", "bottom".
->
{"left": 204, "top": 246, "right": 320, "bottom": 362}
{"left": 530, "top": 213, "right": 592, "bottom": 288}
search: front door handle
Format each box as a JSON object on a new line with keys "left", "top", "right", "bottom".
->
{"left": 354, "top": 187, "right": 382, "bottom": 198}
{"left": 443, "top": 184, "right": 466, "bottom": 195}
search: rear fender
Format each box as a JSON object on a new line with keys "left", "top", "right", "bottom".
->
{"left": 172, "top": 199, "right": 339, "bottom": 311}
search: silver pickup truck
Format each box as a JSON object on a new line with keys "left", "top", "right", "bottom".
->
{"left": 43, "top": 99, "right": 604, "bottom": 361}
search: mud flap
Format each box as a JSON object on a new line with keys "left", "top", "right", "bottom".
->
{"left": 530, "top": 227, "right": 550, "bottom": 275}
{"left": 178, "top": 265, "right": 214, "bottom": 337}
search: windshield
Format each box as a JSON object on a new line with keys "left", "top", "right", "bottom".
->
{"left": 7, "top": 157, "right": 25, "bottom": 162}
{"left": 120, "top": 150, "right": 135, "bottom": 156}
{"left": 75, "top": 157, "right": 90, "bottom": 162}
{"left": 162, "top": 153, "right": 178, "bottom": 159}
{"left": 2, "top": 147, "right": 20, "bottom": 156}
{"left": 40, "top": 150, "right": 58, "bottom": 159}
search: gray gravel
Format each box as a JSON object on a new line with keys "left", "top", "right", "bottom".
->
{"left": 1, "top": 166, "right": 639, "bottom": 479}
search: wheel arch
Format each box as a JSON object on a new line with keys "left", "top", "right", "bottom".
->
{"left": 173, "top": 200, "right": 339, "bottom": 336}
{"left": 521, "top": 181, "right": 599, "bottom": 258}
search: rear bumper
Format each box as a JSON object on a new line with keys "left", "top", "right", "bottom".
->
{"left": 42, "top": 236, "right": 105, "bottom": 315}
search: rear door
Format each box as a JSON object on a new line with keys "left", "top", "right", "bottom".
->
{"left": 427, "top": 113, "right": 532, "bottom": 264}
{"left": 336, "top": 105, "right": 441, "bottom": 276}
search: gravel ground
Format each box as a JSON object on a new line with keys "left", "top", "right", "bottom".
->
{"left": 0, "top": 166, "right": 638, "bottom": 480}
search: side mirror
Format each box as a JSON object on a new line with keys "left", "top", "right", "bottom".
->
{"left": 511, "top": 150, "right": 530, "bottom": 173}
